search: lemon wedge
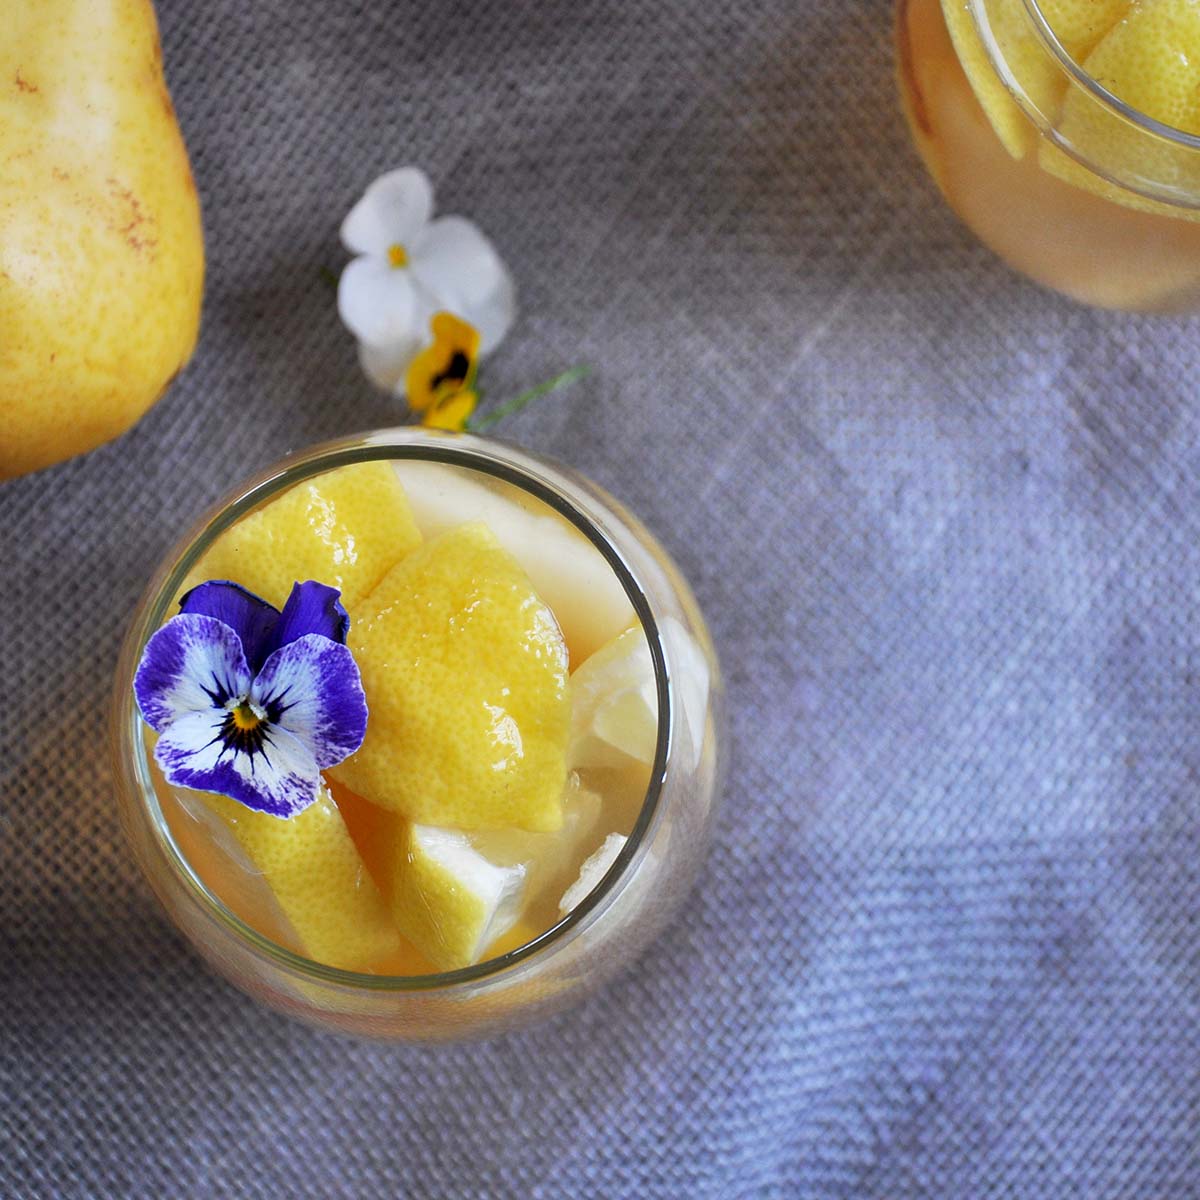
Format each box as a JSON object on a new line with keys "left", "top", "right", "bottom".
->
{"left": 392, "top": 460, "right": 635, "bottom": 665}
{"left": 184, "top": 461, "right": 422, "bottom": 611}
{"left": 329, "top": 522, "right": 571, "bottom": 832}
{"left": 389, "top": 822, "right": 527, "bottom": 971}
{"left": 940, "top": 0, "right": 1127, "bottom": 159}
{"left": 1042, "top": 0, "right": 1200, "bottom": 203}
{"left": 569, "top": 625, "right": 658, "bottom": 769}
{"left": 179, "top": 780, "right": 402, "bottom": 972}
{"left": 468, "top": 773, "right": 604, "bottom": 909}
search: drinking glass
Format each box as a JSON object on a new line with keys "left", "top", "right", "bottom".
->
{"left": 897, "top": 0, "right": 1200, "bottom": 310}
{"left": 112, "top": 430, "right": 724, "bottom": 1040}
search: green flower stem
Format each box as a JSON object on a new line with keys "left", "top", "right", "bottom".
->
{"left": 467, "top": 366, "right": 589, "bottom": 433}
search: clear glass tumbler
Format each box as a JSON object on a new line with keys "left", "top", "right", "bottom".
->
{"left": 112, "top": 430, "right": 724, "bottom": 1040}
{"left": 897, "top": 0, "right": 1200, "bottom": 311}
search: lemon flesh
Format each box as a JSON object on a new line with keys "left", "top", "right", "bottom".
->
{"left": 333, "top": 774, "right": 601, "bottom": 964}
{"left": 559, "top": 833, "right": 628, "bottom": 917}
{"left": 329, "top": 522, "right": 571, "bottom": 832}
{"left": 183, "top": 782, "right": 402, "bottom": 972}
{"left": 468, "top": 773, "right": 604, "bottom": 914}
{"left": 184, "top": 461, "right": 422, "bottom": 611}
{"left": 389, "top": 821, "right": 526, "bottom": 971}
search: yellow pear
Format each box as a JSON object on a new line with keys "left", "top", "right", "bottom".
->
{"left": 0, "top": 0, "right": 204, "bottom": 480}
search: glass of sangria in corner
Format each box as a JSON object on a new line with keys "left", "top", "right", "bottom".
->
{"left": 897, "top": 0, "right": 1200, "bottom": 311}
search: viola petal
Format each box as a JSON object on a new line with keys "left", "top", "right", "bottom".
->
{"left": 410, "top": 216, "right": 506, "bottom": 315}
{"left": 358, "top": 334, "right": 421, "bottom": 394}
{"left": 134, "top": 614, "right": 253, "bottom": 732}
{"left": 266, "top": 581, "right": 350, "bottom": 656}
{"left": 340, "top": 167, "right": 434, "bottom": 257}
{"left": 154, "top": 711, "right": 322, "bottom": 818}
{"left": 356, "top": 279, "right": 440, "bottom": 395}
{"left": 337, "top": 255, "right": 417, "bottom": 347}
{"left": 409, "top": 218, "right": 515, "bottom": 354}
{"left": 461, "top": 270, "right": 517, "bottom": 355}
{"left": 179, "top": 580, "right": 280, "bottom": 671}
{"left": 421, "top": 389, "right": 477, "bottom": 432}
{"left": 251, "top": 634, "right": 368, "bottom": 768}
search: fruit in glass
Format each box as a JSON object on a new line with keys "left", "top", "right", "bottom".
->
{"left": 112, "top": 431, "right": 723, "bottom": 1040}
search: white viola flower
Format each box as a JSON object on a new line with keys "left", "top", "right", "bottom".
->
{"left": 337, "top": 167, "right": 516, "bottom": 395}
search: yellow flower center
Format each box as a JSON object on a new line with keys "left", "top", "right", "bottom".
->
{"left": 387, "top": 243, "right": 409, "bottom": 269}
{"left": 230, "top": 702, "right": 264, "bottom": 732}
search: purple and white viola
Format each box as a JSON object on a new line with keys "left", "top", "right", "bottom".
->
{"left": 133, "top": 579, "right": 368, "bottom": 818}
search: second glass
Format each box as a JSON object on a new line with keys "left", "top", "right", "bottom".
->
{"left": 897, "top": 0, "right": 1200, "bottom": 311}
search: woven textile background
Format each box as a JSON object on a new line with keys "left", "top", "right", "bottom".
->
{"left": 3, "top": 0, "right": 1199, "bottom": 1195}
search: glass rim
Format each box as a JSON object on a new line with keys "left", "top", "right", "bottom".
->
{"left": 113, "top": 428, "right": 675, "bottom": 992}
{"left": 1017, "top": 0, "right": 1200, "bottom": 152}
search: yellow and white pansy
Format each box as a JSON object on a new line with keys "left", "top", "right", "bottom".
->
{"left": 337, "top": 167, "right": 515, "bottom": 395}
{"left": 406, "top": 312, "right": 481, "bottom": 431}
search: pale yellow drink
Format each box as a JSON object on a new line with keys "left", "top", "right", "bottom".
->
{"left": 152, "top": 458, "right": 670, "bottom": 976}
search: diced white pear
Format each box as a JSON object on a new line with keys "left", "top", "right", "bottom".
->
{"left": 569, "top": 626, "right": 658, "bottom": 769}
{"left": 559, "top": 833, "right": 628, "bottom": 916}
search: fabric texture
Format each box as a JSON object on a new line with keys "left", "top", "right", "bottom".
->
{"left": 3, "top": 1, "right": 1199, "bottom": 1195}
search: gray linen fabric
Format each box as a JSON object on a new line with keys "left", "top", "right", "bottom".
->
{"left": 3, "top": 0, "right": 1199, "bottom": 1195}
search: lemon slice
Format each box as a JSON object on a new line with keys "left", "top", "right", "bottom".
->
{"left": 940, "top": 0, "right": 1127, "bottom": 159}
{"left": 179, "top": 781, "right": 402, "bottom": 972}
{"left": 559, "top": 833, "right": 627, "bottom": 916}
{"left": 569, "top": 625, "right": 658, "bottom": 769}
{"left": 1041, "top": 0, "right": 1200, "bottom": 207}
{"left": 184, "top": 461, "right": 422, "bottom": 611}
{"left": 392, "top": 460, "right": 635, "bottom": 665}
{"left": 329, "top": 522, "right": 571, "bottom": 832}
{"left": 389, "top": 822, "right": 526, "bottom": 971}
